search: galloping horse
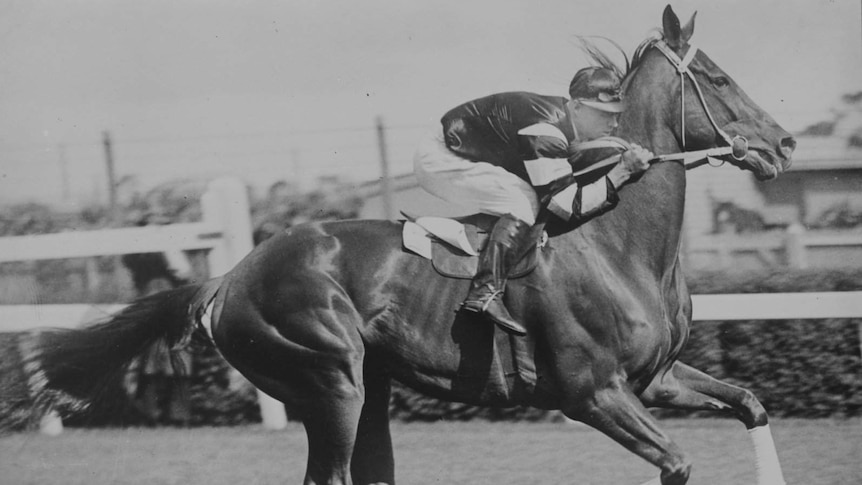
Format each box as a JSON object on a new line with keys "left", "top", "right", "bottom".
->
{"left": 19, "top": 6, "right": 795, "bottom": 485}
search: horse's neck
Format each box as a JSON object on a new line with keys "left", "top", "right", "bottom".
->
{"left": 589, "top": 120, "right": 687, "bottom": 272}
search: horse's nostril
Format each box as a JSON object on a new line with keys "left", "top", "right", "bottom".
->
{"left": 779, "top": 137, "right": 796, "bottom": 158}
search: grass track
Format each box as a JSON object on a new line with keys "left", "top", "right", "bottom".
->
{"left": 1, "top": 418, "right": 859, "bottom": 485}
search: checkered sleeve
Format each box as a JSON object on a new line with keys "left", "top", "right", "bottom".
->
{"left": 546, "top": 176, "right": 620, "bottom": 222}
{"left": 517, "top": 123, "right": 573, "bottom": 186}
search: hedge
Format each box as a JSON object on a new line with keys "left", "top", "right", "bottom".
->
{"left": 3, "top": 269, "right": 861, "bottom": 430}
{"left": 676, "top": 269, "right": 862, "bottom": 418}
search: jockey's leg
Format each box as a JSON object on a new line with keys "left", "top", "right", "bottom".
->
{"left": 461, "top": 213, "right": 531, "bottom": 335}
{"left": 414, "top": 130, "right": 539, "bottom": 335}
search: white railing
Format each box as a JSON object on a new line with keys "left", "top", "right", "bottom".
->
{"left": 4, "top": 292, "right": 860, "bottom": 334}
{"left": 690, "top": 291, "right": 862, "bottom": 320}
{"left": 0, "top": 177, "right": 287, "bottom": 433}
{"left": 686, "top": 225, "right": 862, "bottom": 269}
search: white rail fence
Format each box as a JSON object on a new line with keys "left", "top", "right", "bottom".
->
{"left": 0, "top": 177, "right": 288, "bottom": 434}
{"left": 4, "top": 292, "right": 860, "bottom": 332}
{"left": 687, "top": 224, "right": 862, "bottom": 269}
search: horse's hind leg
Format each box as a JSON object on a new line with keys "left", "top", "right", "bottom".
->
{"left": 640, "top": 361, "right": 786, "bottom": 485}
{"left": 223, "top": 343, "right": 366, "bottom": 485}
{"left": 301, "top": 394, "right": 364, "bottom": 485}
{"left": 563, "top": 377, "right": 692, "bottom": 485}
{"left": 351, "top": 358, "right": 394, "bottom": 485}
{"left": 213, "top": 285, "right": 368, "bottom": 485}
{"left": 221, "top": 334, "right": 366, "bottom": 485}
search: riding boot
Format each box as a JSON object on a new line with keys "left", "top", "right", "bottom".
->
{"left": 462, "top": 214, "right": 532, "bottom": 335}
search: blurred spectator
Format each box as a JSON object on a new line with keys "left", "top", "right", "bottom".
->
{"left": 812, "top": 201, "right": 862, "bottom": 229}
{"left": 121, "top": 211, "right": 194, "bottom": 427}
{"left": 250, "top": 179, "right": 363, "bottom": 246}
{"left": 712, "top": 201, "right": 766, "bottom": 234}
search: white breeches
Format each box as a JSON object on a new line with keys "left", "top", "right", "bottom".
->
{"left": 413, "top": 129, "right": 540, "bottom": 225}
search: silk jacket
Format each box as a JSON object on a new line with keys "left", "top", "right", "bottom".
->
{"left": 440, "top": 91, "right": 620, "bottom": 222}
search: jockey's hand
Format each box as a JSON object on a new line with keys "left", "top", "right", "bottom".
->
{"left": 621, "top": 143, "right": 653, "bottom": 172}
{"left": 607, "top": 143, "right": 653, "bottom": 187}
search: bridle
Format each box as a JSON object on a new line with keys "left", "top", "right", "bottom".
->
{"left": 650, "top": 39, "right": 748, "bottom": 169}
{"left": 570, "top": 38, "right": 751, "bottom": 178}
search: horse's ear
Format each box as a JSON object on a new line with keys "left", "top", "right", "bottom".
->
{"left": 662, "top": 5, "right": 695, "bottom": 48}
{"left": 662, "top": 5, "right": 681, "bottom": 46}
{"left": 681, "top": 11, "right": 697, "bottom": 44}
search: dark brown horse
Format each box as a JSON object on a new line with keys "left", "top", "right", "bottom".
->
{"left": 19, "top": 6, "right": 795, "bottom": 485}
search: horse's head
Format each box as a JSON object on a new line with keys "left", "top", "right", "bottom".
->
{"left": 624, "top": 6, "right": 796, "bottom": 181}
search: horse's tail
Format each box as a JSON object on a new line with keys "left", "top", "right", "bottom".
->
{"left": 17, "top": 276, "right": 224, "bottom": 417}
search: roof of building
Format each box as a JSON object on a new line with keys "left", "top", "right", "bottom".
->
{"left": 790, "top": 136, "right": 862, "bottom": 171}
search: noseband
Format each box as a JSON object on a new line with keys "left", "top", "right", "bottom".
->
{"left": 651, "top": 40, "right": 748, "bottom": 169}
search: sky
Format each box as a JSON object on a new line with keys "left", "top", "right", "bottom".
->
{"left": 0, "top": 0, "right": 860, "bottom": 206}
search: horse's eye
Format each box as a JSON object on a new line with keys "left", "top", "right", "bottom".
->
{"left": 713, "top": 77, "right": 730, "bottom": 88}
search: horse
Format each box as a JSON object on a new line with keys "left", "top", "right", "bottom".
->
{"left": 17, "top": 6, "right": 795, "bottom": 485}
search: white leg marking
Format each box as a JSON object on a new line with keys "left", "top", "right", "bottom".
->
{"left": 749, "top": 424, "right": 786, "bottom": 485}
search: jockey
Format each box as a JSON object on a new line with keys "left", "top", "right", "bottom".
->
{"left": 413, "top": 66, "right": 653, "bottom": 335}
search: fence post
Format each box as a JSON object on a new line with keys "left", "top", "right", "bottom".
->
{"left": 39, "top": 410, "right": 63, "bottom": 436}
{"left": 715, "top": 234, "right": 732, "bottom": 269}
{"left": 784, "top": 223, "right": 808, "bottom": 269}
{"left": 201, "top": 177, "right": 289, "bottom": 430}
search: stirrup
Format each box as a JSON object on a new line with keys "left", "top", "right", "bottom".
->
{"left": 461, "top": 291, "right": 527, "bottom": 335}
{"left": 462, "top": 289, "right": 504, "bottom": 313}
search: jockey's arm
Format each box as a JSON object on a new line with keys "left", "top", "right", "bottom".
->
{"left": 517, "top": 124, "right": 575, "bottom": 186}
{"left": 517, "top": 124, "right": 653, "bottom": 223}
{"left": 543, "top": 175, "right": 619, "bottom": 222}
{"left": 533, "top": 141, "right": 652, "bottom": 223}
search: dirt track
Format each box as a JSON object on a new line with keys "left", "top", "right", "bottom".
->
{"left": 1, "top": 418, "right": 859, "bottom": 484}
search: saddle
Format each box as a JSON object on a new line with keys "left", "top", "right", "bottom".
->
{"left": 402, "top": 213, "right": 546, "bottom": 280}
{"left": 402, "top": 213, "right": 543, "bottom": 396}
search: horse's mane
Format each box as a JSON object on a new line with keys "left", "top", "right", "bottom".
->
{"left": 574, "top": 35, "right": 629, "bottom": 79}
{"left": 629, "top": 31, "right": 665, "bottom": 73}
{"left": 576, "top": 32, "right": 665, "bottom": 94}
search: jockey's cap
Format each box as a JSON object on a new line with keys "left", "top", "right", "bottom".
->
{"left": 569, "top": 67, "right": 625, "bottom": 113}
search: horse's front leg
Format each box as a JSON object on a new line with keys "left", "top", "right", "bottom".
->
{"left": 562, "top": 374, "right": 692, "bottom": 485}
{"left": 639, "top": 361, "right": 786, "bottom": 485}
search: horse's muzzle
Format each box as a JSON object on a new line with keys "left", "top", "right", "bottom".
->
{"left": 778, "top": 136, "right": 796, "bottom": 164}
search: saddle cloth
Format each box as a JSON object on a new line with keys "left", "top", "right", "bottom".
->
{"left": 402, "top": 214, "right": 545, "bottom": 280}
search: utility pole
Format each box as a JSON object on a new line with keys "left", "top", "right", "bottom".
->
{"left": 375, "top": 116, "right": 394, "bottom": 219}
{"left": 102, "top": 131, "right": 119, "bottom": 224}
{"left": 57, "top": 143, "right": 70, "bottom": 201}
{"left": 291, "top": 147, "right": 303, "bottom": 192}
